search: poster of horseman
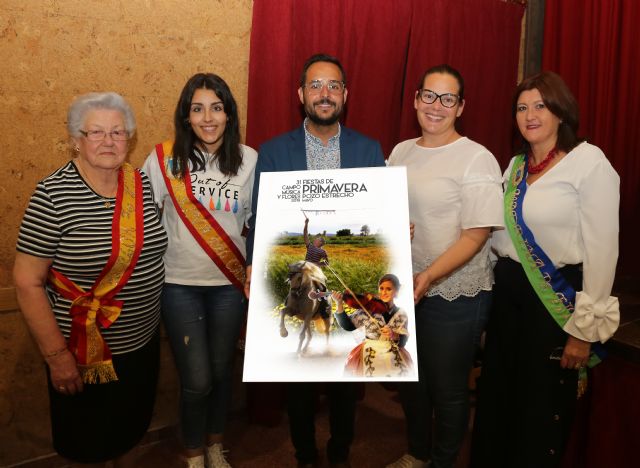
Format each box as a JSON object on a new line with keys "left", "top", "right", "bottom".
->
{"left": 244, "top": 167, "right": 418, "bottom": 382}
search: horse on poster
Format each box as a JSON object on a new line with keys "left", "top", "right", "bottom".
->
{"left": 281, "top": 261, "right": 332, "bottom": 355}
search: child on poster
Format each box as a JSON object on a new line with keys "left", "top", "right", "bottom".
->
{"left": 332, "top": 274, "right": 413, "bottom": 377}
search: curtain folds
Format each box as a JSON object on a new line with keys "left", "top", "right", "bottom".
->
{"left": 246, "top": 0, "right": 524, "bottom": 167}
{"left": 543, "top": 0, "right": 639, "bottom": 277}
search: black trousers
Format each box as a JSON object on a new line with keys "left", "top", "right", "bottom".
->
{"left": 286, "top": 382, "right": 357, "bottom": 464}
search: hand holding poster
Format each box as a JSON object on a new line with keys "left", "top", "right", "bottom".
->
{"left": 243, "top": 167, "right": 418, "bottom": 382}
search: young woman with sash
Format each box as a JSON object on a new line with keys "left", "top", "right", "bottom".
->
{"left": 386, "top": 65, "right": 504, "bottom": 468}
{"left": 143, "top": 73, "right": 257, "bottom": 468}
{"left": 14, "top": 92, "right": 168, "bottom": 464}
{"left": 471, "top": 71, "right": 620, "bottom": 468}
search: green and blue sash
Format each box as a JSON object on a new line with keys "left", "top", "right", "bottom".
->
{"left": 504, "top": 155, "right": 602, "bottom": 395}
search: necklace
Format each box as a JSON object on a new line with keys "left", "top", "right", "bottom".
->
{"left": 528, "top": 147, "right": 558, "bottom": 174}
{"left": 74, "top": 161, "right": 117, "bottom": 208}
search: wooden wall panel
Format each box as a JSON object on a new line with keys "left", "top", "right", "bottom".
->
{"left": 0, "top": 1, "right": 253, "bottom": 464}
{"left": 0, "top": 0, "right": 253, "bottom": 286}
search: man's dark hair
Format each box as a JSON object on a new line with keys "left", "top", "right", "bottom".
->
{"left": 299, "top": 53, "right": 346, "bottom": 87}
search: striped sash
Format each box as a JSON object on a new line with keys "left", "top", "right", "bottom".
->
{"left": 155, "top": 141, "right": 246, "bottom": 291}
{"left": 48, "top": 163, "right": 144, "bottom": 383}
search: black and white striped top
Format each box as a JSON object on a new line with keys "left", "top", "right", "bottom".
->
{"left": 16, "top": 161, "right": 168, "bottom": 355}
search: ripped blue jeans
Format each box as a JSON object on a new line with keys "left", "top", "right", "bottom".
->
{"left": 161, "top": 283, "right": 245, "bottom": 449}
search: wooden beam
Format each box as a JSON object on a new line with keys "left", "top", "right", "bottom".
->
{"left": 523, "top": 0, "right": 546, "bottom": 78}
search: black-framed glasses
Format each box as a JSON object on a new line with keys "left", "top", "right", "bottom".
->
{"left": 417, "top": 89, "right": 460, "bottom": 108}
{"left": 79, "top": 129, "right": 129, "bottom": 141}
{"left": 304, "top": 79, "right": 345, "bottom": 95}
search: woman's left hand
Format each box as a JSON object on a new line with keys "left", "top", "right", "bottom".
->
{"left": 413, "top": 269, "right": 432, "bottom": 304}
{"left": 560, "top": 335, "right": 591, "bottom": 370}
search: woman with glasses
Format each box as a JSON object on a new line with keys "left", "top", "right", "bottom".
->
{"left": 13, "top": 92, "right": 168, "bottom": 465}
{"left": 143, "top": 73, "right": 257, "bottom": 468}
{"left": 471, "top": 72, "right": 619, "bottom": 468}
{"left": 386, "top": 64, "right": 503, "bottom": 468}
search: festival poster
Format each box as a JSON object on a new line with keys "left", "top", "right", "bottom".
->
{"left": 243, "top": 167, "right": 418, "bottom": 382}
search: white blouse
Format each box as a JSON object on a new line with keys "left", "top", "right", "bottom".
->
{"left": 389, "top": 137, "right": 504, "bottom": 301}
{"left": 492, "top": 142, "right": 620, "bottom": 343}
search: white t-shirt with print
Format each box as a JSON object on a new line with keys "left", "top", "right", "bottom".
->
{"left": 143, "top": 144, "right": 258, "bottom": 286}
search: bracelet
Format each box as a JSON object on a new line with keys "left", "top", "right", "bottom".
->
{"left": 44, "top": 346, "right": 68, "bottom": 359}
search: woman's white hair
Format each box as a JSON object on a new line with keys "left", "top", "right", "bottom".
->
{"left": 66, "top": 92, "right": 136, "bottom": 138}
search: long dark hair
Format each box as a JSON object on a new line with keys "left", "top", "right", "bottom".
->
{"left": 513, "top": 71, "right": 584, "bottom": 153}
{"left": 172, "top": 73, "right": 242, "bottom": 178}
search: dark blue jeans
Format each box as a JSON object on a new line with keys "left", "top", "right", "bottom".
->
{"left": 399, "top": 291, "right": 491, "bottom": 468}
{"left": 161, "top": 283, "right": 245, "bottom": 449}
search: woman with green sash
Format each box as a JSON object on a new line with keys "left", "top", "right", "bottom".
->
{"left": 471, "top": 71, "right": 620, "bottom": 467}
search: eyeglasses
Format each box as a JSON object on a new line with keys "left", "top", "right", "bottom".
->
{"left": 304, "top": 79, "right": 345, "bottom": 95}
{"left": 79, "top": 129, "right": 129, "bottom": 141}
{"left": 417, "top": 89, "right": 460, "bottom": 108}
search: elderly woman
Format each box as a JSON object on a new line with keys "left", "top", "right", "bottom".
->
{"left": 13, "top": 92, "right": 167, "bottom": 464}
{"left": 387, "top": 64, "right": 504, "bottom": 468}
{"left": 471, "top": 72, "right": 620, "bottom": 467}
{"left": 143, "top": 73, "right": 257, "bottom": 468}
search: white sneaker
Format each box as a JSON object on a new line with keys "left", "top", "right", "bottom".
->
{"left": 385, "top": 453, "right": 430, "bottom": 468}
{"left": 185, "top": 455, "right": 205, "bottom": 468}
{"left": 206, "top": 443, "right": 232, "bottom": 468}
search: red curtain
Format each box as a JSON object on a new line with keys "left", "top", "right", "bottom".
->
{"left": 542, "top": 0, "right": 640, "bottom": 278}
{"left": 561, "top": 356, "right": 640, "bottom": 468}
{"left": 246, "top": 0, "right": 524, "bottom": 167}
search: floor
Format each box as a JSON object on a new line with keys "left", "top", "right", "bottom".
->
{"left": 24, "top": 382, "right": 473, "bottom": 468}
{"left": 133, "top": 383, "right": 473, "bottom": 468}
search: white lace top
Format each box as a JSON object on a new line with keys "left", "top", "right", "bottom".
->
{"left": 388, "top": 137, "right": 504, "bottom": 301}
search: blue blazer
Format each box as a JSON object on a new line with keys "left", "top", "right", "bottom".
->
{"left": 246, "top": 124, "right": 385, "bottom": 263}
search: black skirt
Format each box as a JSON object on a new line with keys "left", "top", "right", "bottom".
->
{"left": 46, "top": 330, "right": 160, "bottom": 463}
{"left": 471, "top": 258, "right": 582, "bottom": 468}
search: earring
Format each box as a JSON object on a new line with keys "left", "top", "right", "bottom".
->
{"left": 74, "top": 146, "right": 79, "bottom": 152}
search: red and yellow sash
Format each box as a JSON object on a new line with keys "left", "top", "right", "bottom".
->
{"left": 48, "top": 163, "right": 145, "bottom": 384}
{"left": 155, "top": 141, "right": 246, "bottom": 291}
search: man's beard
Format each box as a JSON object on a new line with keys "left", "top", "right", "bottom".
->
{"left": 305, "top": 97, "right": 342, "bottom": 126}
